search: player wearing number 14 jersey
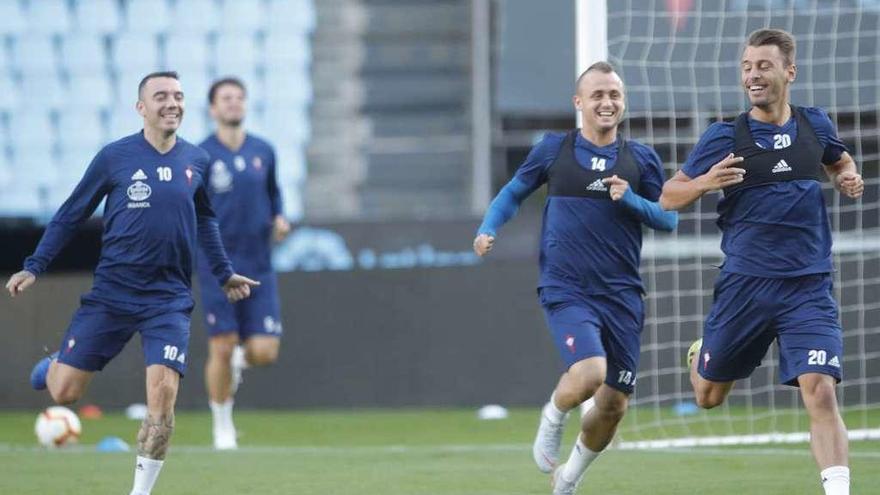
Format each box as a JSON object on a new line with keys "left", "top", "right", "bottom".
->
{"left": 660, "top": 29, "right": 864, "bottom": 495}
{"left": 473, "top": 62, "right": 677, "bottom": 495}
{"left": 5, "top": 72, "right": 259, "bottom": 495}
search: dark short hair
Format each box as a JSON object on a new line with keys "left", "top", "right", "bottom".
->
{"left": 575, "top": 61, "right": 619, "bottom": 90}
{"left": 746, "top": 28, "right": 796, "bottom": 67}
{"left": 138, "top": 71, "right": 179, "bottom": 99}
{"left": 208, "top": 77, "right": 247, "bottom": 104}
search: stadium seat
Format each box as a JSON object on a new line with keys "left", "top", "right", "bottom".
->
{"left": 0, "top": 1, "right": 26, "bottom": 36}
{"left": 262, "top": 107, "right": 311, "bottom": 146}
{"left": 19, "top": 74, "right": 66, "bottom": 112}
{"left": 73, "top": 0, "right": 122, "bottom": 35}
{"left": 114, "top": 73, "right": 145, "bottom": 108}
{"left": 164, "top": 33, "right": 211, "bottom": 75}
{"left": 13, "top": 34, "right": 58, "bottom": 77}
{"left": 9, "top": 147, "right": 59, "bottom": 190}
{"left": 264, "top": 32, "right": 311, "bottom": 70}
{"left": 8, "top": 111, "right": 55, "bottom": 150}
{"left": 124, "top": 0, "right": 170, "bottom": 35}
{"left": 177, "top": 110, "right": 208, "bottom": 143}
{"left": 178, "top": 72, "right": 212, "bottom": 110}
{"left": 264, "top": 72, "right": 312, "bottom": 107}
{"left": 267, "top": 0, "right": 316, "bottom": 35}
{"left": 108, "top": 106, "right": 144, "bottom": 138}
{"left": 219, "top": 0, "right": 267, "bottom": 34}
{"left": 57, "top": 109, "right": 106, "bottom": 151}
{"left": 274, "top": 144, "right": 307, "bottom": 185}
{"left": 111, "top": 33, "right": 161, "bottom": 75}
{"left": 25, "top": 0, "right": 71, "bottom": 35}
{"left": 61, "top": 34, "right": 108, "bottom": 76}
{"left": 215, "top": 34, "right": 261, "bottom": 76}
{"left": 0, "top": 75, "right": 20, "bottom": 113}
{"left": 172, "top": 0, "right": 220, "bottom": 35}
{"left": 65, "top": 74, "right": 114, "bottom": 110}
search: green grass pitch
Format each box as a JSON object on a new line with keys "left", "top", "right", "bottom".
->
{"left": 1, "top": 408, "right": 878, "bottom": 494}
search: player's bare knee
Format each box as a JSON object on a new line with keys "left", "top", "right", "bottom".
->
{"left": 248, "top": 345, "right": 279, "bottom": 366}
{"left": 49, "top": 384, "right": 82, "bottom": 405}
{"left": 209, "top": 336, "right": 237, "bottom": 361}
{"left": 695, "top": 389, "right": 724, "bottom": 409}
{"left": 800, "top": 376, "right": 838, "bottom": 415}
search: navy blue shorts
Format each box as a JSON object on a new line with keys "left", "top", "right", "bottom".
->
{"left": 56, "top": 302, "right": 191, "bottom": 375}
{"left": 200, "top": 269, "right": 282, "bottom": 340}
{"left": 539, "top": 287, "right": 644, "bottom": 394}
{"left": 698, "top": 272, "right": 843, "bottom": 386}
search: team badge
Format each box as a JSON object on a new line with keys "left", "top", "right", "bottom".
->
{"left": 253, "top": 156, "right": 262, "bottom": 170}
{"left": 211, "top": 160, "right": 233, "bottom": 193}
{"left": 185, "top": 166, "right": 193, "bottom": 185}
{"left": 703, "top": 351, "right": 711, "bottom": 369}
{"left": 565, "top": 334, "right": 576, "bottom": 353}
{"left": 234, "top": 155, "right": 246, "bottom": 172}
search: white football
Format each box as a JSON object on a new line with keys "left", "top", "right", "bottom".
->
{"left": 34, "top": 406, "right": 82, "bottom": 447}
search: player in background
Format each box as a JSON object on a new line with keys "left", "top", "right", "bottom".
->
{"left": 5, "top": 72, "right": 259, "bottom": 495}
{"left": 660, "top": 29, "right": 863, "bottom": 495}
{"left": 197, "top": 77, "right": 290, "bottom": 450}
{"left": 473, "top": 62, "right": 678, "bottom": 495}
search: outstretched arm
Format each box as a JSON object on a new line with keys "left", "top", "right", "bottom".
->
{"left": 8, "top": 152, "right": 110, "bottom": 296}
{"left": 473, "top": 178, "right": 535, "bottom": 256}
{"left": 660, "top": 154, "right": 746, "bottom": 210}
{"left": 604, "top": 175, "right": 678, "bottom": 231}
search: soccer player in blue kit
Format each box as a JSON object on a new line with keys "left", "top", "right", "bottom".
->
{"left": 473, "top": 62, "right": 678, "bottom": 495}
{"left": 5, "top": 72, "right": 259, "bottom": 495}
{"left": 197, "top": 77, "right": 290, "bottom": 450}
{"left": 660, "top": 29, "right": 864, "bottom": 495}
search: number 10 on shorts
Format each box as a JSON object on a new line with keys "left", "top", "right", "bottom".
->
{"left": 163, "top": 345, "right": 186, "bottom": 364}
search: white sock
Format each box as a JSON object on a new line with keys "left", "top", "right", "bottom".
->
{"left": 130, "top": 456, "right": 164, "bottom": 495}
{"left": 821, "top": 466, "right": 850, "bottom": 495}
{"left": 561, "top": 435, "right": 600, "bottom": 484}
{"left": 544, "top": 392, "right": 569, "bottom": 424}
{"left": 210, "top": 399, "right": 234, "bottom": 431}
{"left": 232, "top": 345, "right": 250, "bottom": 370}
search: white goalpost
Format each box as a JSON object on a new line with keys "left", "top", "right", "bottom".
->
{"left": 575, "top": 0, "right": 880, "bottom": 448}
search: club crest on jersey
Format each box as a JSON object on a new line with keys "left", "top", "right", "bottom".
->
{"left": 565, "top": 334, "right": 576, "bottom": 353}
{"left": 703, "top": 351, "right": 711, "bottom": 369}
{"left": 127, "top": 175, "right": 152, "bottom": 208}
{"left": 234, "top": 155, "right": 246, "bottom": 172}
{"left": 253, "top": 156, "right": 262, "bottom": 170}
{"left": 211, "top": 160, "right": 233, "bottom": 193}
{"left": 185, "top": 166, "right": 193, "bottom": 185}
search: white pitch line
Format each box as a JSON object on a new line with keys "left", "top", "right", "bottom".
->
{"left": 1, "top": 443, "right": 878, "bottom": 459}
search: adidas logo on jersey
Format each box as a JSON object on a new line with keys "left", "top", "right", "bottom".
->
{"left": 771, "top": 159, "right": 792, "bottom": 174}
{"left": 131, "top": 169, "right": 148, "bottom": 181}
{"left": 586, "top": 179, "right": 607, "bottom": 192}
{"left": 829, "top": 355, "right": 840, "bottom": 368}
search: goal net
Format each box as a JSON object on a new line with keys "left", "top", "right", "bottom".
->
{"left": 596, "top": 0, "right": 880, "bottom": 448}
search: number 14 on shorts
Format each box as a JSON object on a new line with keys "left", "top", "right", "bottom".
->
{"left": 163, "top": 345, "right": 186, "bottom": 364}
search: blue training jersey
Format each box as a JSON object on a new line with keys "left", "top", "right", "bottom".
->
{"left": 24, "top": 131, "right": 233, "bottom": 312}
{"left": 516, "top": 132, "right": 666, "bottom": 295}
{"left": 682, "top": 106, "right": 848, "bottom": 277}
{"left": 197, "top": 133, "right": 282, "bottom": 275}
